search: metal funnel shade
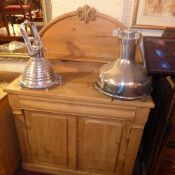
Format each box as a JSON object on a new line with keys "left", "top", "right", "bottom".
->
{"left": 95, "top": 28, "right": 152, "bottom": 100}
{"left": 95, "top": 59, "right": 152, "bottom": 100}
{"left": 20, "top": 58, "right": 60, "bottom": 89}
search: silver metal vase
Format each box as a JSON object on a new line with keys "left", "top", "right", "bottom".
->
{"left": 95, "top": 28, "right": 152, "bottom": 100}
{"left": 20, "top": 20, "right": 60, "bottom": 89}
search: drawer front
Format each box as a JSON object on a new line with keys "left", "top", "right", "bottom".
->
{"left": 8, "top": 94, "right": 136, "bottom": 121}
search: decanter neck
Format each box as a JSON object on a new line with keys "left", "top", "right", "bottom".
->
{"left": 120, "top": 39, "right": 137, "bottom": 61}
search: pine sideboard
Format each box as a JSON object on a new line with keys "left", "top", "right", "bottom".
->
{"left": 5, "top": 72, "right": 154, "bottom": 175}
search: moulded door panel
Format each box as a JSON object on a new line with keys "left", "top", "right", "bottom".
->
{"left": 78, "top": 117, "right": 130, "bottom": 174}
{"left": 24, "top": 110, "right": 76, "bottom": 169}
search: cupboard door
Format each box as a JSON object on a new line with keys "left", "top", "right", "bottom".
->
{"left": 24, "top": 110, "right": 76, "bottom": 169}
{"left": 78, "top": 117, "right": 130, "bottom": 174}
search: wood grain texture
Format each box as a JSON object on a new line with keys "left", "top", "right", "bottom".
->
{"left": 39, "top": 5, "right": 144, "bottom": 64}
{"left": 24, "top": 110, "right": 77, "bottom": 169}
{"left": 39, "top": 4, "right": 144, "bottom": 64}
{"left": 78, "top": 117, "right": 129, "bottom": 174}
{"left": 5, "top": 71, "right": 153, "bottom": 175}
{"left": 12, "top": 108, "right": 31, "bottom": 163}
{"left": 0, "top": 97, "right": 20, "bottom": 175}
{"left": 122, "top": 127, "right": 144, "bottom": 175}
{"left": 5, "top": 72, "right": 154, "bottom": 109}
{"left": 122, "top": 108, "right": 150, "bottom": 175}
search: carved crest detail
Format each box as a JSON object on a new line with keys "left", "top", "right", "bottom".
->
{"left": 77, "top": 5, "right": 96, "bottom": 24}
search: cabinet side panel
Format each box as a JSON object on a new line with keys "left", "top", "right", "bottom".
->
{"left": 122, "top": 126, "right": 144, "bottom": 175}
{"left": 13, "top": 108, "right": 31, "bottom": 163}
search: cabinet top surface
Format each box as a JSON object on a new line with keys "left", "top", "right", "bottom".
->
{"left": 5, "top": 72, "right": 154, "bottom": 108}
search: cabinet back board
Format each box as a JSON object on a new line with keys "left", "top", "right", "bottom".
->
{"left": 39, "top": 5, "right": 125, "bottom": 64}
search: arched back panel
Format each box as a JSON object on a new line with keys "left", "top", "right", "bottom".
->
{"left": 40, "top": 5, "right": 126, "bottom": 63}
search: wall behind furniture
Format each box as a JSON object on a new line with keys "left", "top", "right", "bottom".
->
{"left": 51, "top": 0, "right": 125, "bottom": 22}
{"left": 50, "top": 0, "right": 163, "bottom": 36}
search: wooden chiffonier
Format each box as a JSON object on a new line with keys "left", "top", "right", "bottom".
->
{"left": 5, "top": 5, "right": 154, "bottom": 175}
{"left": 5, "top": 73, "right": 154, "bottom": 175}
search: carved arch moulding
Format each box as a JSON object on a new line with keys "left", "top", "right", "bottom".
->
{"left": 77, "top": 5, "right": 96, "bottom": 24}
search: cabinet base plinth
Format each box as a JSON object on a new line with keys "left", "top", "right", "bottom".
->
{"left": 22, "top": 163, "right": 101, "bottom": 175}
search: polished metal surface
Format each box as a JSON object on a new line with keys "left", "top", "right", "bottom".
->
{"left": 20, "top": 20, "right": 60, "bottom": 89}
{"left": 95, "top": 28, "right": 152, "bottom": 100}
